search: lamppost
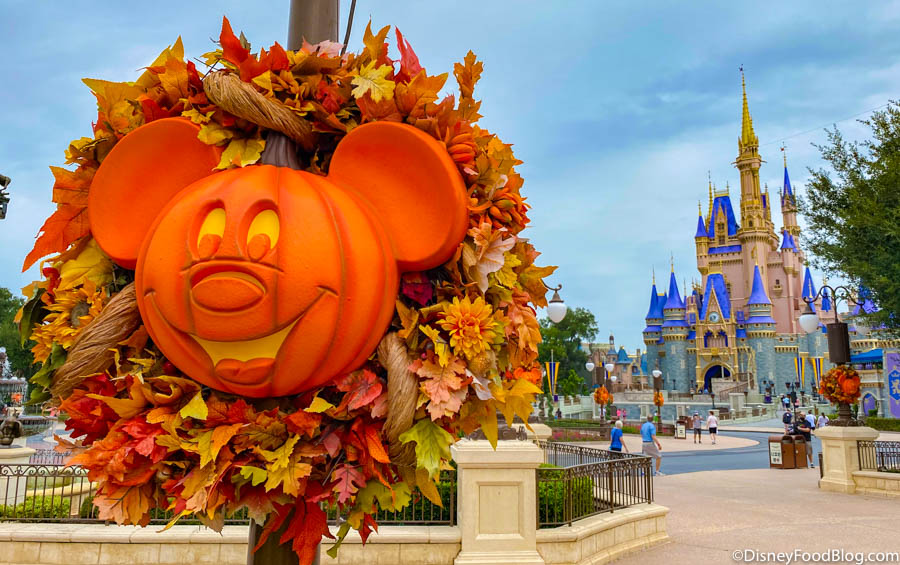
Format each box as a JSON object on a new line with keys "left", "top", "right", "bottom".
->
{"left": 603, "top": 362, "right": 615, "bottom": 420}
{"left": 0, "top": 174, "right": 10, "bottom": 220}
{"left": 652, "top": 367, "right": 662, "bottom": 430}
{"left": 543, "top": 283, "right": 567, "bottom": 420}
{"left": 799, "top": 284, "right": 862, "bottom": 424}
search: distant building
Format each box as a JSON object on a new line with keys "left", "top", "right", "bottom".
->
{"left": 641, "top": 72, "right": 834, "bottom": 396}
{"left": 582, "top": 334, "right": 646, "bottom": 390}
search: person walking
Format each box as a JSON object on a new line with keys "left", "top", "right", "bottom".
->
{"left": 707, "top": 409, "right": 719, "bottom": 445}
{"left": 817, "top": 412, "right": 829, "bottom": 429}
{"left": 794, "top": 411, "right": 815, "bottom": 467}
{"left": 610, "top": 420, "right": 628, "bottom": 453}
{"left": 641, "top": 415, "right": 664, "bottom": 476}
{"left": 782, "top": 409, "right": 793, "bottom": 434}
{"left": 691, "top": 411, "right": 703, "bottom": 444}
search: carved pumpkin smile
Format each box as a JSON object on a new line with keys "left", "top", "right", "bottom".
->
{"left": 87, "top": 117, "right": 468, "bottom": 398}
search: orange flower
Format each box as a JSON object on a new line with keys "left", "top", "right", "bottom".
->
{"left": 439, "top": 296, "right": 497, "bottom": 360}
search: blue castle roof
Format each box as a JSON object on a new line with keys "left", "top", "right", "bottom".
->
{"left": 747, "top": 265, "right": 771, "bottom": 305}
{"left": 707, "top": 194, "right": 739, "bottom": 240}
{"left": 736, "top": 328, "right": 747, "bottom": 339}
{"left": 700, "top": 273, "right": 731, "bottom": 321}
{"left": 645, "top": 283, "right": 659, "bottom": 320}
{"left": 782, "top": 165, "right": 795, "bottom": 205}
{"left": 800, "top": 267, "right": 816, "bottom": 313}
{"left": 663, "top": 271, "right": 685, "bottom": 310}
{"left": 616, "top": 347, "right": 630, "bottom": 364}
{"left": 780, "top": 230, "right": 797, "bottom": 251}
{"left": 695, "top": 214, "right": 708, "bottom": 238}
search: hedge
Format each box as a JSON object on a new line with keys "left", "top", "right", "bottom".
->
{"left": 864, "top": 417, "right": 900, "bottom": 432}
{"left": 0, "top": 495, "right": 70, "bottom": 519}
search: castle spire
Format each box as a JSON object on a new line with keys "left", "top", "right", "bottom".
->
{"left": 747, "top": 264, "right": 771, "bottom": 305}
{"left": 707, "top": 178, "right": 714, "bottom": 224}
{"left": 740, "top": 66, "right": 757, "bottom": 148}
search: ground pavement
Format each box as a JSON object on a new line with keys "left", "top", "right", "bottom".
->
{"left": 581, "top": 432, "right": 757, "bottom": 454}
{"left": 723, "top": 416, "right": 900, "bottom": 441}
{"left": 614, "top": 468, "right": 900, "bottom": 564}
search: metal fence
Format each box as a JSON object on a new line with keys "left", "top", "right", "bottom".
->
{"left": 0, "top": 459, "right": 454, "bottom": 527}
{"left": 537, "top": 442, "right": 653, "bottom": 528}
{"left": 858, "top": 440, "right": 900, "bottom": 472}
{"left": 28, "top": 449, "right": 70, "bottom": 466}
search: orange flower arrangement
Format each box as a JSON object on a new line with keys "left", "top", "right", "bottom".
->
{"left": 818, "top": 365, "right": 861, "bottom": 405}
{"left": 653, "top": 390, "right": 664, "bottom": 407}
{"left": 593, "top": 386, "right": 611, "bottom": 406}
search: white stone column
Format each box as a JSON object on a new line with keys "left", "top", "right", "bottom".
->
{"left": 814, "top": 426, "right": 879, "bottom": 494}
{"left": 451, "top": 439, "right": 544, "bottom": 565}
{"left": 0, "top": 447, "right": 36, "bottom": 505}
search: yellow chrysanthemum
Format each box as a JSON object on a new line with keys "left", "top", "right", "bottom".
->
{"left": 439, "top": 296, "right": 497, "bottom": 360}
{"left": 31, "top": 280, "right": 105, "bottom": 364}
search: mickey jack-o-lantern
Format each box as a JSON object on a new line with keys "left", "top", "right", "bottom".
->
{"left": 88, "top": 117, "right": 468, "bottom": 398}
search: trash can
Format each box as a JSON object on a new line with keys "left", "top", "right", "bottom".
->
{"left": 768, "top": 435, "right": 785, "bottom": 468}
{"left": 780, "top": 435, "right": 797, "bottom": 469}
{"left": 792, "top": 435, "right": 808, "bottom": 469}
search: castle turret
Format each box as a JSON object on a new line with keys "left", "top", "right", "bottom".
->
{"left": 745, "top": 264, "right": 776, "bottom": 392}
{"left": 802, "top": 266, "right": 817, "bottom": 312}
{"left": 695, "top": 202, "right": 709, "bottom": 274}
{"left": 781, "top": 155, "right": 800, "bottom": 238}
{"left": 661, "top": 268, "right": 690, "bottom": 390}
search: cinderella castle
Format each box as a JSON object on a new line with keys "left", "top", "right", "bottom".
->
{"left": 641, "top": 73, "right": 833, "bottom": 396}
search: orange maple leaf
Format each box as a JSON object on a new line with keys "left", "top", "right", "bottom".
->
{"left": 23, "top": 205, "right": 90, "bottom": 271}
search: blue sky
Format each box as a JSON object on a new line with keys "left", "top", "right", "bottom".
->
{"left": 2, "top": 1, "right": 899, "bottom": 352}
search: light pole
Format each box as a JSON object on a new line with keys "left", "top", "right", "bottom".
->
{"left": 543, "top": 283, "right": 567, "bottom": 420}
{"left": 652, "top": 367, "right": 662, "bottom": 431}
{"left": 799, "top": 284, "right": 862, "bottom": 424}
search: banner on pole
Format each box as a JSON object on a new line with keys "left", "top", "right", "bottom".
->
{"left": 545, "top": 361, "right": 560, "bottom": 395}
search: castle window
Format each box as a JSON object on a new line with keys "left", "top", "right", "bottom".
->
{"left": 749, "top": 220, "right": 754, "bottom": 227}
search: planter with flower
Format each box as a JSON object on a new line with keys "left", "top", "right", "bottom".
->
{"left": 17, "top": 18, "right": 558, "bottom": 564}
{"left": 593, "top": 386, "right": 612, "bottom": 420}
{"left": 818, "top": 365, "right": 861, "bottom": 426}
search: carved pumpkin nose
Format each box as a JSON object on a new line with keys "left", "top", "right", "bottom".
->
{"left": 191, "top": 272, "right": 264, "bottom": 311}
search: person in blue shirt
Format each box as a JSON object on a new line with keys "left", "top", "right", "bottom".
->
{"left": 640, "top": 415, "right": 664, "bottom": 476}
{"left": 609, "top": 420, "right": 628, "bottom": 453}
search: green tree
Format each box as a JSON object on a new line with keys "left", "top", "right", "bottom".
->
{"left": 0, "top": 288, "right": 35, "bottom": 379}
{"left": 800, "top": 103, "right": 900, "bottom": 331}
{"left": 537, "top": 307, "right": 598, "bottom": 395}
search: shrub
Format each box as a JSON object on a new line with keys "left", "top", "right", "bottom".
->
{"left": 865, "top": 417, "right": 900, "bottom": 432}
{"left": 537, "top": 468, "right": 594, "bottom": 526}
{"left": 0, "top": 495, "right": 70, "bottom": 519}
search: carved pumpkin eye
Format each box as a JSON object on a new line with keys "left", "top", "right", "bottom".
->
{"left": 246, "top": 209, "right": 280, "bottom": 260}
{"left": 197, "top": 207, "right": 226, "bottom": 258}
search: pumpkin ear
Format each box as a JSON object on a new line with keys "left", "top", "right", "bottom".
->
{"left": 328, "top": 122, "right": 468, "bottom": 272}
{"left": 88, "top": 118, "right": 221, "bottom": 269}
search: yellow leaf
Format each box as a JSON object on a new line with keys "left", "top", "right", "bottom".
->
{"left": 183, "top": 108, "right": 213, "bottom": 125}
{"left": 198, "top": 422, "right": 242, "bottom": 468}
{"left": 497, "top": 378, "right": 541, "bottom": 429}
{"left": 197, "top": 122, "right": 234, "bottom": 146}
{"left": 251, "top": 70, "right": 273, "bottom": 93}
{"left": 216, "top": 136, "right": 265, "bottom": 169}
{"left": 136, "top": 37, "right": 185, "bottom": 89}
{"left": 57, "top": 239, "right": 113, "bottom": 291}
{"left": 305, "top": 395, "right": 335, "bottom": 413}
{"left": 415, "top": 466, "right": 443, "bottom": 507}
{"left": 179, "top": 391, "right": 208, "bottom": 420}
{"left": 398, "top": 419, "right": 454, "bottom": 478}
{"left": 351, "top": 61, "right": 395, "bottom": 103}
{"left": 396, "top": 300, "right": 419, "bottom": 341}
{"left": 239, "top": 466, "right": 267, "bottom": 486}
{"left": 420, "top": 325, "right": 451, "bottom": 367}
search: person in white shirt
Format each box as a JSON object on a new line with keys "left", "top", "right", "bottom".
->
{"left": 707, "top": 410, "right": 719, "bottom": 445}
{"left": 816, "top": 413, "right": 829, "bottom": 429}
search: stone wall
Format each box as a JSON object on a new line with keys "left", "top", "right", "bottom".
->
{"left": 852, "top": 471, "right": 900, "bottom": 498}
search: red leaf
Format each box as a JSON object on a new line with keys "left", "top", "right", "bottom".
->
{"left": 280, "top": 498, "right": 332, "bottom": 565}
{"left": 219, "top": 16, "right": 249, "bottom": 66}
{"left": 401, "top": 272, "right": 433, "bottom": 305}
{"left": 394, "top": 28, "right": 423, "bottom": 83}
{"left": 359, "top": 513, "right": 378, "bottom": 544}
{"left": 335, "top": 370, "right": 383, "bottom": 411}
{"left": 285, "top": 411, "right": 321, "bottom": 438}
{"left": 332, "top": 464, "right": 365, "bottom": 504}
{"left": 253, "top": 502, "right": 291, "bottom": 552}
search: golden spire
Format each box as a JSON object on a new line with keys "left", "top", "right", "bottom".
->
{"left": 670, "top": 252, "right": 674, "bottom": 272}
{"left": 740, "top": 66, "right": 757, "bottom": 148}
{"left": 652, "top": 267, "right": 656, "bottom": 286}
{"left": 707, "top": 175, "right": 714, "bottom": 223}
{"left": 698, "top": 200, "right": 703, "bottom": 216}
{"left": 782, "top": 143, "right": 787, "bottom": 168}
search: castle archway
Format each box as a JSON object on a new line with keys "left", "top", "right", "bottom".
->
{"left": 702, "top": 364, "right": 732, "bottom": 392}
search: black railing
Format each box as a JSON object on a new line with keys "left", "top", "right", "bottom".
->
{"left": 537, "top": 442, "right": 653, "bottom": 528}
{"left": 858, "top": 440, "right": 900, "bottom": 472}
{"left": 0, "top": 461, "right": 454, "bottom": 526}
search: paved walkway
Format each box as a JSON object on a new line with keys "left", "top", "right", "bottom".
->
{"left": 582, "top": 432, "right": 757, "bottom": 454}
{"left": 614, "top": 468, "right": 900, "bottom": 564}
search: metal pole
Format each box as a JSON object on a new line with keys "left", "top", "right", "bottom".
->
{"left": 248, "top": 3, "right": 340, "bottom": 564}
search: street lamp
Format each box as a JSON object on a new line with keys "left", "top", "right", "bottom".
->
{"left": 546, "top": 284, "right": 568, "bottom": 324}
{"left": 800, "top": 284, "right": 863, "bottom": 424}
{"left": 585, "top": 361, "right": 595, "bottom": 373}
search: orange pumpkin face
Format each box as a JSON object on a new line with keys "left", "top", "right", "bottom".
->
{"left": 89, "top": 118, "right": 467, "bottom": 397}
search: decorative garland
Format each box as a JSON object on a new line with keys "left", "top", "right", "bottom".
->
{"left": 19, "top": 18, "right": 554, "bottom": 563}
{"left": 818, "top": 365, "right": 861, "bottom": 405}
{"left": 653, "top": 390, "right": 664, "bottom": 407}
{"left": 593, "top": 386, "right": 612, "bottom": 406}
